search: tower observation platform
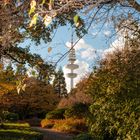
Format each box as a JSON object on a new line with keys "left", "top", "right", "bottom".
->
{"left": 66, "top": 48, "right": 79, "bottom": 90}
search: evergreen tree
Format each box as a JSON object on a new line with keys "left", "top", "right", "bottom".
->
{"left": 15, "top": 64, "right": 27, "bottom": 76}
{"left": 0, "top": 63, "right": 15, "bottom": 83}
{"left": 53, "top": 68, "right": 67, "bottom": 97}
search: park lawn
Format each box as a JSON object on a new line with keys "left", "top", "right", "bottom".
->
{"left": 0, "top": 122, "right": 43, "bottom": 140}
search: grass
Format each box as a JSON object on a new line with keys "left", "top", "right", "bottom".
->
{"left": 0, "top": 122, "right": 43, "bottom": 140}
{"left": 3, "top": 122, "right": 30, "bottom": 127}
{"left": 1, "top": 122, "right": 30, "bottom": 129}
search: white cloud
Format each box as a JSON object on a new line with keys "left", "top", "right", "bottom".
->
{"left": 91, "top": 32, "right": 98, "bottom": 36}
{"left": 102, "top": 37, "right": 125, "bottom": 57}
{"left": 66, "top": 38, "right": 98, "bottom": 61}
{"left": 81, "top": 47, "right": 96, "bottom": 60}
{"left": 103, "top": 30, "right": 111, "bottom": 37}
{"left": 66, "top": 39, "right": 91, "bottom": 51}
{"left": 63, "top": 60, "right": 90, "bottom": 92}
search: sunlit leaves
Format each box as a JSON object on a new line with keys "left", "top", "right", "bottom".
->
{"left": 43, "top": 15, "right": 53, "bottom": 27}
{"left": 16, "top": 80, "right": 26, "bottom": 94}
{"left": 41, "top": 0, "right": 46, "bottom": 5}
{"left": 29, "top": 13, "right": 38, "bottom": 27}
{"left": 29, "top": 0, "right": 38, "bottom": 27}
{"left": 29, "top": 0, "right": 36, "bottom": 16}
{"left": 73, "top": 15, "right": 80, "bottom": 27}
{"left": 0, "top": 82, "right": 15, "bottom": 94}
{"left": 73, "top": 15, "right": 82, "bottom": 27}
{"left": 86, "top": 43, "right": 140, "bottom": 139}
{"left": 48, "top": 0, "right": 54, "bottom": 10}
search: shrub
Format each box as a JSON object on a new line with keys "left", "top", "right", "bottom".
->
{"left": 41, "top": 118, "right": 87, "bottom": 134}
{"left": 41, "top": 119, "right": 58, "bottom": 128}
{"left": 26, "top": 117, "right": 41, "bottom": 126}
{"left": 58, "top": 79, "right": 92, "bottom": 109}
{"left": 1, "top": 111, "right": 19, "bottom": 122}
{"left": 73, "top": 133, "right": 94, "bottom": 140}
{"left": 86, "top": 46, "right": 140, "bottom": 139}
{"left": 64, "top": 103, "right": 89, "bottom": 119}
{"left": 46, "top": 108, "right": 66, "bottom": 119}
{"left": 53, "top": 118, "right": 87, "bottom": 134}
{"left": 6, "top": 112, "right": 19, "bottom": 121}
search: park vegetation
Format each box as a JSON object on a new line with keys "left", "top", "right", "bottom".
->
{"left": 39, "top": 39, "right": 140, "bottom": 139}
{"left": 0, "top": 0, "right": 140, "bottom": 140}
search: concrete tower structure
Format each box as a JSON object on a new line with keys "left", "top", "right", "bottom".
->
{"left": 66, "top": 48, "right": 79, "bottom": 90}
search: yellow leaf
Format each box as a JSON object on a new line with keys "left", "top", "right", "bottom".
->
{"left": 29, "top": 7, "right": 36, "bottom": 16}
{"left": 43, "top": 15, "right": 52, "bottom": 27}
{"left": 73, "top": 14, "right": 82, "bottom": 27}
{"left": 41, "top": 0, "right": 46, "bottom": 5}
{"left": 22, "top": 84, "right": 26, "bottom": 91}
{"left": 30, "top": 0, "right": 36, "bottom": 8}
{"left": 38, "top": 61, "right": 43, "bottom": 64}
{"left": 29, "top": 0, "right": 36, "bottom": 16}
{"left": 29, "top": 13, "right": 38, "bottom": 27}
{"left": 17, "top": 86, "right": 21, "bottom": 94}
{"left": 48, "top": 47, "right": 52, "bottom": 53}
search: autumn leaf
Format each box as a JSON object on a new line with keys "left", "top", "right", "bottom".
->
{"left": 41, "top": 0, "right": 46, "bottom": 5}
{"left": 48, "top": 0, "right": 54, "bottom": 10}
{"left": 29, "top": 0, "right": 36, "bottom": 16}
{"left": 29, "top": 13, "right": 38, "bottom": 27}
{"left": 22, "top": 84, "right": 26, "bottom": 91}
{"left": 48, "top": 47, "right": 52, "bottom": 53}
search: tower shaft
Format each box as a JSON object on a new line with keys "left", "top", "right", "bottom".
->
{"left": 66, "top": 48, "right": 79, "bottom": 91}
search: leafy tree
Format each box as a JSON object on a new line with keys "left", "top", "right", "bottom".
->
{"left": 86, "top": 40, "right": 140, "bottom": 139}
{"left": 53, "top": 67, "right": 67, "bottom": 97}
{"left": 31, "top": 0, "right": 140, "bottom": 40}
{"left": 0, "top": 0, "right": 85, "bottom": 59}
{"left": 1, "top": 0, "right": 140, "bottom": 66}
{"left": 0, "top": 63, "right": 16, "bottom": 125}
{"left": 4, "top": 46, "right": 55, "bottom": 83}
{"left": 0, "top": 64, "right": 16, "bottom": 93}
{"left": 58, "top": 77, "right": 92, "bottom": 108}
{"left": 15, "top": 64, "right": 27, "bottom": 76}
{"left": 15, "top": 64, "right": 27, "bottom": 82}
{"left": 1, "top": 77, "right": 60, "bottom": 119}
{"left": 0, "top": 62, "right": 59, "bottom": 119}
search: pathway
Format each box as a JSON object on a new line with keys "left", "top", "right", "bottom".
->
{"left": 32, "top": 127, "right": 74, "bottom": 140}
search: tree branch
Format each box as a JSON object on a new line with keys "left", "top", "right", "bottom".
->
{"left": 128, "top": 0, "right": 140, "bottom": 12}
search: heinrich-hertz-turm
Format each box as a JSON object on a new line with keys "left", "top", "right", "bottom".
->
{"left": 66, "top": 48, "right": 79, "bottom": 91}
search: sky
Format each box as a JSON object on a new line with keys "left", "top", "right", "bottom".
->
{"left": 20, "top": 17, "right": 125, "bottom": 91}
{"left": 18, "top": 0, "right": 140, "bottom": 91}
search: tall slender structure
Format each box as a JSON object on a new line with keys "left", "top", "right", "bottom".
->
{"left": 66, "top": 48, "right": 79, "bottom": 90}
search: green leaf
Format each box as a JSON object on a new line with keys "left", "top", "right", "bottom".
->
{"left": 41, "top": 0, "right": 46, "bottom": 5}
{"left": 73, "top": 15, "right": 81, "bottom": 27}
{"left": 73, "top": 15, "right": 79, "bottom": 24}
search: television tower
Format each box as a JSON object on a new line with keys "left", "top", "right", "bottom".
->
{"left": 66, "top": 47, "right": 79, "bottom": 90}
